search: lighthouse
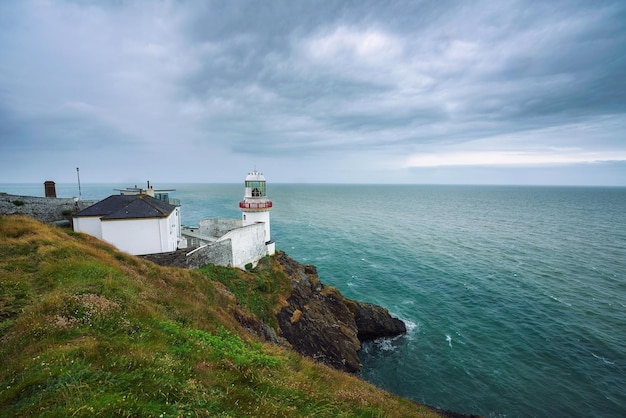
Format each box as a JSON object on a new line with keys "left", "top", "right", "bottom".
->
{"left": 239, "top": 169, "right": 275, "bottom": 256}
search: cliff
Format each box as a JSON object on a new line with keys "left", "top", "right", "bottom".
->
{"left": 0, "top": 215, "right": 448, "bottom": 417}
{"left": 1, "top": 193, "right": 408, "bottom": 373}
{"left": 274, "top": 251, "right": 406, "bottom": 373}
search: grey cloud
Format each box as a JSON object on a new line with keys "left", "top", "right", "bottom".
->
{"left": 0, "top": 104, "right": 138, "bottom": 153}
{"left": 1, "top": 0, "right": 625, "bottom": 184}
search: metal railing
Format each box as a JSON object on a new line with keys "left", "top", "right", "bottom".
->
{"left": 239, "top": 201, "right": 273, "bottom": 209}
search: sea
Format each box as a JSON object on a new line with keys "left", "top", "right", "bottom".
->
{"left": 2, "top": 183, "right": 625, "bottom": 417}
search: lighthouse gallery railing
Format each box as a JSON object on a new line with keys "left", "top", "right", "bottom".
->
{"left": 239, "top": 201, "right": 273, "bottom": 209}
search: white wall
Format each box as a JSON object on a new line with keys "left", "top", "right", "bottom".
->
{"left": 219, "top": 223, "right": 267, "bottom": 269}
{"left": 73, "top": 208, "right": 182, "bottom": 256}
{"left": 100, "top": 211, "right": 180, "bottom": 255}
{"left": 168, "top": 208, "right": 181, "bottom": 252}
{"left": 101, "top": 218, "right": 164, "bottom": 255}
{"left": 266, "top": 241, "right": 276, "bottom": 256}
{"left": 242, "top": 210, "right": 271, "bottom": 242}
{"left": 72, "top": 217, "right": 103, "bottom": 239}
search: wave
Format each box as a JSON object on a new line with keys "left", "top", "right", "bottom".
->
{"left": 591, "top": 352, "right": 616, "bottom": 365}
{"left": 549, "top": 294, "right": 572, "bottom": 307}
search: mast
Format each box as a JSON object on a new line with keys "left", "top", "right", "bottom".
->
{"left": 76, "top": 167, "right": 82, "bottom": 200}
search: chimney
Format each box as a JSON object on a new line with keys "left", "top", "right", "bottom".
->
{"left": 44, "top": 181, "right": 57, "bottom": 198}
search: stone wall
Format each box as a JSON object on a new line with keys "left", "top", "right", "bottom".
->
{"left": 140, "top": 248, "right": 189, "bottom": 268}
{"left": 186, "top": 240, "right": 233, "bottom": 269}
{"left": 198, "top": 218, "right": 242, "bottom": 238}
{"left": 0, "top": 193, "right": 95, "bottom": 223}
{"left": 142, "top": 240, "right": 234, "bottom": 269}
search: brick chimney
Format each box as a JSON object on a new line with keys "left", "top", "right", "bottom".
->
{"left": 44, "top": 181, "right": 56, "bottom": 198}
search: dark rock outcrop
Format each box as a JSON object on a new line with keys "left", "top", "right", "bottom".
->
{"left": 351, "top": 301, "right": 407, "bottom": 341}
{"left": 275, "top": 251, "right": 406, "bottom": 373}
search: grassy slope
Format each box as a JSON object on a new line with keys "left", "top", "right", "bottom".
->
{"left": 0, "top": 216, "right": 440, "bottom": 418}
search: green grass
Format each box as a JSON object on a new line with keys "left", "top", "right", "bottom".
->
{"left": 0, "top": 215, "right": 442, "bottom": 417}
{"left": 198, "top": 255, "right": 290, "bottom": 330}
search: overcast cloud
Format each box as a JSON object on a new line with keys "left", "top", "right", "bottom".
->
{"left": 1, "top": 0, "right": 625, "bottom": 185}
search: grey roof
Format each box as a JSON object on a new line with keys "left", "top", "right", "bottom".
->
{"left": 73, "top": 194, "right": 176, "bottom": 220}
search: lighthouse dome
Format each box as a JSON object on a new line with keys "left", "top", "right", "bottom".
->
{"left": 245, "top": 170, "right": 265, "bottom": 181}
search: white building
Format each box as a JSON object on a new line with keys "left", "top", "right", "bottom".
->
{"left": 72, "top": 172, "right": 275, "bottom": 269}
{"left": 240, "top": 169, "right": 275, "bottom": 256}
{"left": 72, "top": 193, "right": 183, "bottom": 256}
{"left": 181, "top": 169, "right": 275, "bottom": 269}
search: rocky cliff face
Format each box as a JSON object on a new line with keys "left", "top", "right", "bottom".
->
{"left": 274, "top": 252, "right": 406, "bottom": 373}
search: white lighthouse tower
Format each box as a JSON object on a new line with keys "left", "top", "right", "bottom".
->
{"left": 239, "top": 169, "right": 275, "bottom": 256}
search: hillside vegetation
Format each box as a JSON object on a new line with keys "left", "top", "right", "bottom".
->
{"left": 0, "top": 216, "right": 441, "bottom": 417}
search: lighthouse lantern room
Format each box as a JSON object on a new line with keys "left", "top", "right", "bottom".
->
{"left": 239, "top": 169, "right": 275, "bottom": 255}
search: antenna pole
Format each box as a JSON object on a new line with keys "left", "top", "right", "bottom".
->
{"left": 76, "top": 167, "right": 82, "bottom": 200}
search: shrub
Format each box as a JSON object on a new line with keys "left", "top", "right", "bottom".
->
{"left": 12, "top": 200, "right": 25, "bottom": 206}
{"left": 61, "top": 209, "right": 73, "bottom": 216}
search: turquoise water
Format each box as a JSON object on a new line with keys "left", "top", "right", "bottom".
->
{"left": 2, "top": 183, "right": 625, "bottom": 417}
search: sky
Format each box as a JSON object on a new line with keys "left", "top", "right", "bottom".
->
{"left": 1, "top": 0, "right": 625, "bottom": 185}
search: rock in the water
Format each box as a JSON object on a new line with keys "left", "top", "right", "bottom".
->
{"left": 350, "top": 301, "right": 407, "bottom": 341}
{"left": 275, "top": 251, "right": 406, "bottom": 373}
{"left": 276, "top": 254, "right": 361, "bottom": 372}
